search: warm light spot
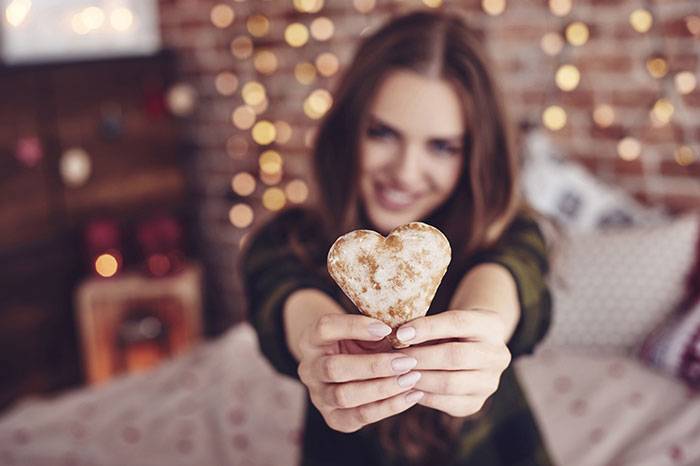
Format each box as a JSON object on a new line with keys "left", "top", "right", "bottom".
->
{"left": 674, "top": 145, "right": 696, "bottom": 166}
{"left": 304, "top": 89, "right": 333, "bottom": 119}
{"left": 630, "top": 9, "right": 653, "bottom": 33}
{"left": 251, "top": 97, "right": 269, "bottom": 115}
{"left": 422, "top": 0, "right": 444, "bottom": 7}
{"left": 247, "top": 14, "right": 270, "bottom": 37}
{"left": 482, "top": 0, "right": 506, "bottom": 16}
{"left": 227, "top": 136, "right": 249, "bottom": 157}
{"left": 259, "top": 150, "right": 283, "bottom": 175}
{"left": 295, "top": 62, "right": 317, "bottom": 85}
{"left": 593, "top": 104, "right": 615, "bottom": 128}
{"left": 565, "top": 21, "right": 589, "bottom": 46}
{"left": 674, "top": 71, "right": 696, "bottom": 94}
{"left": 215, "top": 72, "right": 239, "bottom": 96}
{"left": 261, "top": 170, "right": 283, "bottom": 186}
{"left": 81, "top": 6, "right": 105, "bottom": 30}
{"left": 110, "top": 8, "right": 133, "bottom": 31}
{"left": 286, "top": 179, "right": 309, "bottom": 204}
{"left": 686, "top": 16, "right": 700, "bottom": 37}
{"left": 241, "top": 81, "right": 266, "bottom": 106}
{"left": 166, "top": 84, "right": 197, "bottom": 116}
{"left": 542, "top": 105, "right": 566, "bottom": 131}
{"left": 548, "top": 0, "right": 572, "bottom": 17}
{"left": 555, "top": 64, "right": 580, "bottom": 91}
{"left": 353, "top": 0, "right": 376, "bottom": 13}
{"left": 646, "top": 57, "right": 668, "bottom": 79}
{"left": 231, "top": 36, "right": 253, "bottom": 59}
{"left": 310, "top": 17, "right": 334, "bottom": 41}
{"left": 262, "top": 188, "right": 286, "bottom": 211}
{"left": 617, "top": 137, "right": 641, "bottom": 161}
{"left": 229, "top": 204, "right": 254, "bottom": 228}
{"left": 275, "top": 121, "right": 293, "bottom": 144}
{"left": 651, "top": 98, "right": 674, "bottom": 124}
{"left": 316, "top": 52, "right": 339, "bottom": 77}
{"left": 5, "top": 0, "right": 31, "bottom": 27}
{"left": 71, "top": 13, "right": 90, "bottom": 35}
{"left": 541, "top": 32, "right": 564, "bottom": 56}
{"left": 232, "top": 172, "right": 256, "bottom": 196}
{"left": 305, "top": 128, "right": 317, "bottom": 148}
{"left": 253, "top": 50, "right": 278, "bottom": 75}
{"left": 232, "top": 105, "right": 257, "bottom": 130}
{"left": 95, "top": 253, "right": 119, "bottom": 278}
{"left": 293, "top": 0, "right": 324, "bottom": 13}
{"left": 285, "top": 23, "right": 310, "bottom": 47}
{"left": 60, "top": 148, "right": 92, "bottom": 187}
{"left": 210, "top": 4, "right": 235, "bottom": 29}
{"left": 252, "top": 120, "right": 276, "bottom": 145}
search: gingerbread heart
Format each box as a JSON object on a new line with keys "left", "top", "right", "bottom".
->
{"left": 327, "top": 222, "right": 451, "bottom": 348}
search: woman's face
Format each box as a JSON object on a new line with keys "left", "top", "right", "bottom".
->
{"left": 359, "top": 69, "right": 466, "bottom": 235}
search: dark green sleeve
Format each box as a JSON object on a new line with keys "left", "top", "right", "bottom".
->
{"left": 240, "top": 209, "right": 336, "bottom": 380}
{"left": 469, "top": 214, "right": 552, "bottom": 359}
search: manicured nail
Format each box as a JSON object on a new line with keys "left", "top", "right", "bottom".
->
{"left": 397, "top": 371, "right": 421, "bottom": 388}
{"left": 368, "top": 322, "right": 392, "bottom": 337}
{"left": 405, "top": 390, "right": 424, "bottom": 404}
{"left": 391, "top": 357, "right": 417, "bottom": 372}
{"left": 397, "top": 326, "right": 416, "bottom": 342}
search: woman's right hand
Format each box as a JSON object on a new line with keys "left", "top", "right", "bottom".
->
{"left": 296, "top": 313, "right": 424, "bottom": 433}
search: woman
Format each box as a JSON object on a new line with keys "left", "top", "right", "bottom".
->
{"left": 241, "top": 9, "right": 553, "bottom": 466}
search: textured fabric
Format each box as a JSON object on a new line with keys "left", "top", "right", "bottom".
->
{"left": 241, "top": 207, "right": 554, "bottom": 466}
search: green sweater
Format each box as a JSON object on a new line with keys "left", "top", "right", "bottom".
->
{"left": 241, "top": 207, "right": 553, "bottom": 466}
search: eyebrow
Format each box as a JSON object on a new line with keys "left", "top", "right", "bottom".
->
{"left": 368, "top": 114, "right": 465, "bottom": 143}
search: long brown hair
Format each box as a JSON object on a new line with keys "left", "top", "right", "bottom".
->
{"left": 293, "top": 9, "right": 522, "bottom": 464}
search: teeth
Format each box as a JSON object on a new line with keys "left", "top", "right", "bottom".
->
{"left": 382, "top": 187, "right": 414, "bottom": 204}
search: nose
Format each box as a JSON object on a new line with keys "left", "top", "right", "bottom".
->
{"left": 389, "top": 142, "right": 424, "bottom": 188}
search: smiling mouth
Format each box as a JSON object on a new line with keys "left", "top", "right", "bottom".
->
{"left": 374, "top": 181, "right": 420, "bottom": 211}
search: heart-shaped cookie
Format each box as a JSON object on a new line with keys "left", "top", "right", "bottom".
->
{"left": 327, "top": 222, "right": 451, "bottom": 348}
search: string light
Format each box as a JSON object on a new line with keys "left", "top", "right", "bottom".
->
{"left": 295, "top": 62, "right": 317, "bottom": 85}
{"left": 285, "top": 23, "right": 310, "bottom": 47}
{"left": 231, "top": 36, "right": 253, "bottom": 59}
{"left": 166, "top": 84, "right": 197, "bottom": 116}
{"left": 241, "top": 81, "right": 266, "bottom": 106}
{"left": 310, "top": 17, "right": 334, "bottom": 41}
{"left": 617, "top": 137, "right": 641, "bottom": 161}
{"left": 674, "top": 146, "right": 696, "bottom": 166}
{"left": 645, "top": 56, "right": 668, "bottom": 79}
{"left": 251, "top": 120, "right": 276, "bottom": 145}
{"left": 593, "top": 104, "right": 615, "bottom": 128}
{"left": 353, "top": 0, "right": 376, "bottom": 13}
{"left": 541, "top": 32, "right": 564, "bottom": 56}
{"left": 232, "top": 105, "right": 257, "bottom": 130}
{"left": 5, "top": 0, "right": 31, "bottom": 27}
{"left": 422, "top": 0, "right": 443, "bottom": 7}
{"left": 110, "top": 8, "right": 133, "bottom": 31}
{"left": 565, "top": 21, "right": 589, "bottom": 46}
{"left": 232, "top": 172, "right": 256, "bottom": 196}
{"left": 250, "top": 97, "right": 269, "bottom": 115}
{"left": 555, "top": 64, "right": 580, "bottom": 91}
{"left": 261, "top": 170, "right": 283, "bottom": 186}
{"left": 542, "top": 105, "right": 567, "bottom": 131}
{"left": 651, "top": 98, "right": 674, "bottom": 125}
{"left": 686, "top": 16, "right": 700, "bottom": 37}
{"left": 316, "top": 52, "right": 339, "bottom": 77}
{"left": 548, "top": 0, "right": 572, "bottom": 17}
{"left": 482, "top": 0, "right": 506, "bottom": 16}
{"left": 81, "top": 6, "right": 105, "bottom": 30}
{"left": 293, "top": 0, "right": 323, "bottom": 13}
{"left": 286, "top": 179, "right": 309, "bottom": 204}
{"left": 229, "top": 204, "right": 254, "bottom": 228}
{"left": 247, "top": 14, "right": 270, "bottom": 37}
{"left": 95, "top": 252, "right": 120, "bottom": 278}
{"left": 215, "top": 72, "right": 239, "bottom": 96}
{"left": 262, "top": 187, "right": 287, "bottom": 211}
{"left": 60, "top": 148, "right": 92, "bottom": 187}
{"left": 253, "top": 50, "right": 278, "bottom": 75}
{"left": 259, "top": 150, "right": 283, "bottom": 175}
{"left": 674, "top": 71, "right": 696, "bottom": 95}
{"left": 274, "top": 121, "right": 293, "bottom": 144}
{"left": 304, "top": 89, "right": 333, "bottom": 119}
{"left": 210, "top": 4, "right": 235, "bottom": 29}
{"left": 629, "top": 9, "right": 653, "bottom": 33}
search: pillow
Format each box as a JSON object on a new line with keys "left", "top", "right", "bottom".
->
{"left": 539, "top": 213, "right": 700, "bottom": 355}
{"left": 638, "top": 228, "right": 700, "bottom": 388}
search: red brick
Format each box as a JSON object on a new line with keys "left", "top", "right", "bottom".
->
{"left": 560, "top": 89, "right": 594, "bottom": 108}
{"left": 637, "top": 123, "right": 683, "bottom": 144}
{"left": 659, "top": 160, "right": 698, "bottom": 177}
{"left": 682, "top": 91, "right": 700, "bottom": 107}
{"left": 590, "top": 124, "right": 626, "bottom": 140}
{"left": 614, "top": 157, "right": 645, "bottom": 175}
{"left": 610, "top": 89, "right": 658, "bottom": 107}
{"left": 660, "top": 18, "right": 697, "bottom": 37}
{"left": 577, "top": 55, "right": 635, "bottom": 73}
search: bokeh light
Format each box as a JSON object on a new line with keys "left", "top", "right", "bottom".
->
{"left": 646, "top": 57, "right": 668, "bottom": 79}
{"left": 565, "top": 21, "right": 589, "bottom": 46}
{"left": 81, "top": 6, "right": 105, "bottom": 30}
{"left": 229, "top": 204, "right": 254, "bottom": 228}
{"left": 482, "top": 0, "right": 506, "bottom": 16}
{"left": 227, "top": 136, "right": 249, "bottom": 157}
{"left": 542, "top": 105, "right": 567, "bottom": 131}
{"left": 60, "top": 147, "right": 92, "bottom": 187}
{"left": 305, "top": 128, "right": 317, "bottom": 148}
{"left": 295, "top": 62, "right": 317, "bottom": 85}
{"left": 166, "top": 83, "right": 197, "bottom": 116}
{"left": 422, "top": 0, "right": 443, "bottom": 7}
{"left": 593, "top": 104, "right": 615, "bottom": 128}
{"left": 95, "top": 253, "right": 120, "bottom": 278}
{"left": 674, "top": 145, "right": 696, "bottom": 166}
{"left": 253, "top": 50, "right": 278, "bottom": 75}
{"left": 261, "top": 170, "right": 283, "bottom": 186}
{"left": 549, "top": 0, "right": 572, "bottom": 17}
{"left": 674, "top": 71, "right": 696, "bottom": 94}
{"left": 110, "top": 8, "right": 134, "bottom": 31}
{"left": 262, "top": 188, "right": 287, "bottom": 211}
{"left": 310, "top": 17, "right": 335, "bottom": 41}
{"left": 555, "top": 64, "right": 581, "bottom": 91}
{"left": 293, "top": 0, "right": 324, "bottom": 13}
{"left": 275, "top": 121, "right": 293, "bottom": 144}
{"left": 285, "top": 23, "right": 310, "bottom": 47}
{"left": 259, "top": 150, "right": 283, "bottom": 175}
{"left": 232, "top": 105, "right": 257, "bottom": 130}
{"left": 354, "top": 0, "right": 376, "bottom": 13}
{"left": 247, "top": 14, "right": 270, "bottom": 37}
{"left": 304, "top": 89, "right": 333, "bottom": 119}
{"left": 286, "top": 179, "right": 309, "bottom": 204}
{"left": 651, "top": 98, "right": 674, "bottom": 125}
{"left": 630, "top": 9, "right": 653, "bottom": 33}
{"left": 617, "top": 137, "right": 641, "bottom": 161}
{"left": 316, "top": 52, "right": 339, "bottom": 77}
{"left": 232, "top": 173, "right": 256, "bottom": 196}
{"left": 241, "top": 81, "right": 266, "bottom": 106}
{"left": 251, "top": 97, "right": 269, "bottom": 115}
{"left": 687, "top": 16, "right": 700, "bottom": 37}
{"left": 210, "top": 4, "right": 235, "bottom": 29}
{"left": 5, "top": 0, "right": 31, "bottom": 27}
{"left": 541, "top": 32, "right": 564, "bottom": 56}
{"left": 231, "top": 36, "right": 254, "bottom": 59}
{"left": 215, "top": 72, "right": 239, "bottom": 96}
{"left": 252, "top": 120, "right": 277, "bottom": 145}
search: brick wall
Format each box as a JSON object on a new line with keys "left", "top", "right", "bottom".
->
{"left": 157, "top": 0, "right": 700, "bottom": 323}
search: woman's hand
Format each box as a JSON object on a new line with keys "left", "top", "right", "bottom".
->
{"left": 394, "top": 309, "right": 512, "bottom": 418}
{"left": 296, "top": 313, "right": 425, "bottom": 433}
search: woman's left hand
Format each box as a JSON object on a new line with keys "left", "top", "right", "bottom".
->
{"left": 394, "top": 309, "right": 512, "bottom": 418}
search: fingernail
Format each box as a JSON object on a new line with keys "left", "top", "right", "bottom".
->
{"left": 397, "top": 371, "right": 421, "bottom": 388}
{"left": 405, "top": 390, "right": 424, "bottom": 404}
{"left": 391, "top": 357, "right": 417, "bottom": 372}
{"left": 368, "top": 322, "right": 392, "bottom": 337}
{"left": 397, "top": 326, "right": 416, "bottom": 342}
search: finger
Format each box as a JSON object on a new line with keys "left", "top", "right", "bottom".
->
{"left": 412, "top": 370, "right": 491, "bottom": 396}
{"left": 314, "top": 352, "right": 417, "bottom": 383}
{"left": 327, "top": 389, "right": 424, "bottom": 433}
{"left": 324, "top": 371, "right": 422, "bottom": 409}
{"left": 394, "top": 309, "right": 505, "bottom": 346}
{"left": 400, "top": 341, "right": 502, "bottom": 371}
{"left": 416, "top": 392, "right": 486, "bottom": 418}
{"left": 310, "top": 314, "right": 392, "bottom": 348}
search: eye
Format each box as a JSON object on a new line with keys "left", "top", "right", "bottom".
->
{"left": 430, "top": 140, "right": 461, "bottom": 156}
{"left": 366, "top": 125, "right": 396, "bottom": 140}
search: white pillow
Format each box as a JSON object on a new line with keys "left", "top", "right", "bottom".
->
{"left": 540, "top": 213, "right": 700, "bottom": 355}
